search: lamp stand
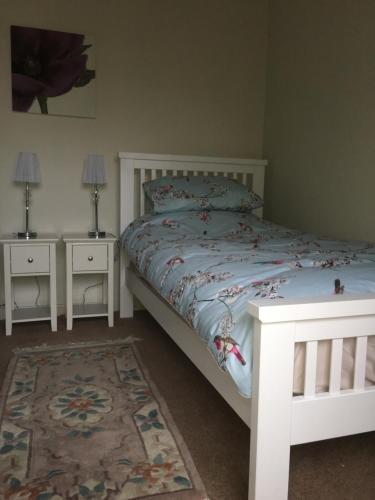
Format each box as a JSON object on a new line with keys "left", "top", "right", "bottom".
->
{"left": 18, "top": 182, "right": 37, "bottom": 239}
{"left": 88, "top": 184, "right": 105, "bottom": 238}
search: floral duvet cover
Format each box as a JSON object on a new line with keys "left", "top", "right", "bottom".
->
{"left": 122, "top": 210, "right": 375, "bottom": 397}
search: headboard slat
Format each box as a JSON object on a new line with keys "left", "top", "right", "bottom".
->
{"left": 140, "top": 169, "right": 145, "bottom": 216}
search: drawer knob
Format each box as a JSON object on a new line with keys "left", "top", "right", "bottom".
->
{"left": 88, "top": 256, "right": 94, "bottom": 262}
{"left": 27, "top": 257, "right": 34, "bottom": 263}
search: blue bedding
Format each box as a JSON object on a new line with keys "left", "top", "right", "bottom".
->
{"left": 122, "top": 210, "right": 375, "bottom": 397}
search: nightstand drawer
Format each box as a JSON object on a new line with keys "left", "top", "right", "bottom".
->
{"left": 11, "top": 245, "right": 50, "bottom": 274}
{"left": 72, "top": 244, "right": 108, "bottom": 272}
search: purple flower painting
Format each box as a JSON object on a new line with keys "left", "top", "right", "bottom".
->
{"left": 11, "top": 25, "right": 96, "bottom": 118}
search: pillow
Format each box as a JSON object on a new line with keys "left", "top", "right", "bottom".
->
{"left": 143, "top": 174, "right": 263, "bottom": 214}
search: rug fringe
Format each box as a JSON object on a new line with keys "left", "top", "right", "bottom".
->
{"left": 13, "top": 336, "right": 142, "bottom": 355}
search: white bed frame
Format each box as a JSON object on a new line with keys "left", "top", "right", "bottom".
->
{"left": 119, "top": 152, "right": 375, "bottom": 500}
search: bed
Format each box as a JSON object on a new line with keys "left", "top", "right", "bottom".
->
{"left": 119, "top": 152, "right": 375, "bottom": 500}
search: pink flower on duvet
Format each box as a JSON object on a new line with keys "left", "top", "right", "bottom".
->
{"left": 162, "top": 218, "right": 179, "bottom": 229}
{"left": 166, "top": 256, "right": 184, "bottom": 267}
{"left": 198, "top": 211, "right": 210, "bottom": 223}
{"left": 237, "top": 222, "right": 253, "bottom": 232}
{"left": 230, "top": 222, "right": 253, "bottom": 238}
{"left": 160, "top": 256, "right": 185, "bottom": 287}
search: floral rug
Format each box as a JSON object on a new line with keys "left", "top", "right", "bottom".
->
{"left": 0, "top": 339, "right": 208, "bottom": 499}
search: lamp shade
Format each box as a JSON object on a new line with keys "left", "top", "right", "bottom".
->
{"left": 82, "top": 154, "right": 106, "bottom": 185}
{"left": 13, "top": 152, "right": 41, "bottom": 183}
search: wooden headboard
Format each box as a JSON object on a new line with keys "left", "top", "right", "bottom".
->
{"left": 119, "top": 152, "right": 267, "bottom": 233}
{"left": 118, "top": 152, "right": 267, "bottom": 317}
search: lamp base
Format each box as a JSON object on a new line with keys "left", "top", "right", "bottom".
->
{"left": 18, "top": 231, "right": 37, "bottom": 239}
{"left": 88, "top": 230, "right": 106, "bottom": 239}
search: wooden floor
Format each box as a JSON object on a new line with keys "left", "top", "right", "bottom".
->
{"left": 1, "top": 312, "right": 375, "bottom": 499}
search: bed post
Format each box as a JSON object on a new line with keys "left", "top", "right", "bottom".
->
{"left": 248, "top": 317, "right": 295, "bottom": 500}
{"left": 120, "top": 156, "right": 135, "bottom": 318}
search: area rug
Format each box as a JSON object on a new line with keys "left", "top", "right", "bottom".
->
{"left": 0, "top": 339, "right": 208, "bottom": 499}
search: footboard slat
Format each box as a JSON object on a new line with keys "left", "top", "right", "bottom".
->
{"left": 354, "top": 336, "right": 368, "bottom": 390}
{"left": 304, "top": 340, "right": 318, "bottom": 396}
{"left": 329, "top": 338, "right": 343, "bottom": 393}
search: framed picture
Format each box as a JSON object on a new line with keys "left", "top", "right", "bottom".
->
{"left": 10, "top": 25, "right": 96, "bottom": 118}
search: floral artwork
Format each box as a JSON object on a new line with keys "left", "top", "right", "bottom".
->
{"left": 10, "top": 25, "right": 96, "bottom": 118}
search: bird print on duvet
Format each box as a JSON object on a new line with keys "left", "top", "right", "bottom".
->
{"left": 122, "top": 210, "right": 375, "bottom": 397}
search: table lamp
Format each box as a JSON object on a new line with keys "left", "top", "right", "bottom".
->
{"left": 13, "top": 152, "right": 41, "bottom": 239}
{"left": 83, "top": 154, "right": 107, "bottom": 238}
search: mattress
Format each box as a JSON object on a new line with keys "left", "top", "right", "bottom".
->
{"left": 122, "top": 210, "right": 375, "bottom": 397}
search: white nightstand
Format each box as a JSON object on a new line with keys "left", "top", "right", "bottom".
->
{"left": 0, "top": 235, "right": 58, "bottom": 336}
{"left": 63, "top": 234, "right": 117, "bottom": 330}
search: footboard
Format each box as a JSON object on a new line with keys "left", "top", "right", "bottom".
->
{"left": 248, "top": 294, "right": 375, "bottom": 500}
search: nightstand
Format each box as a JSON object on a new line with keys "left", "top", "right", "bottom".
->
{"left": 0, "top": 235, "right": 58, "bottom": 336}
{"left": 63, "top": 234, "right": 116, "bottom": 330}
